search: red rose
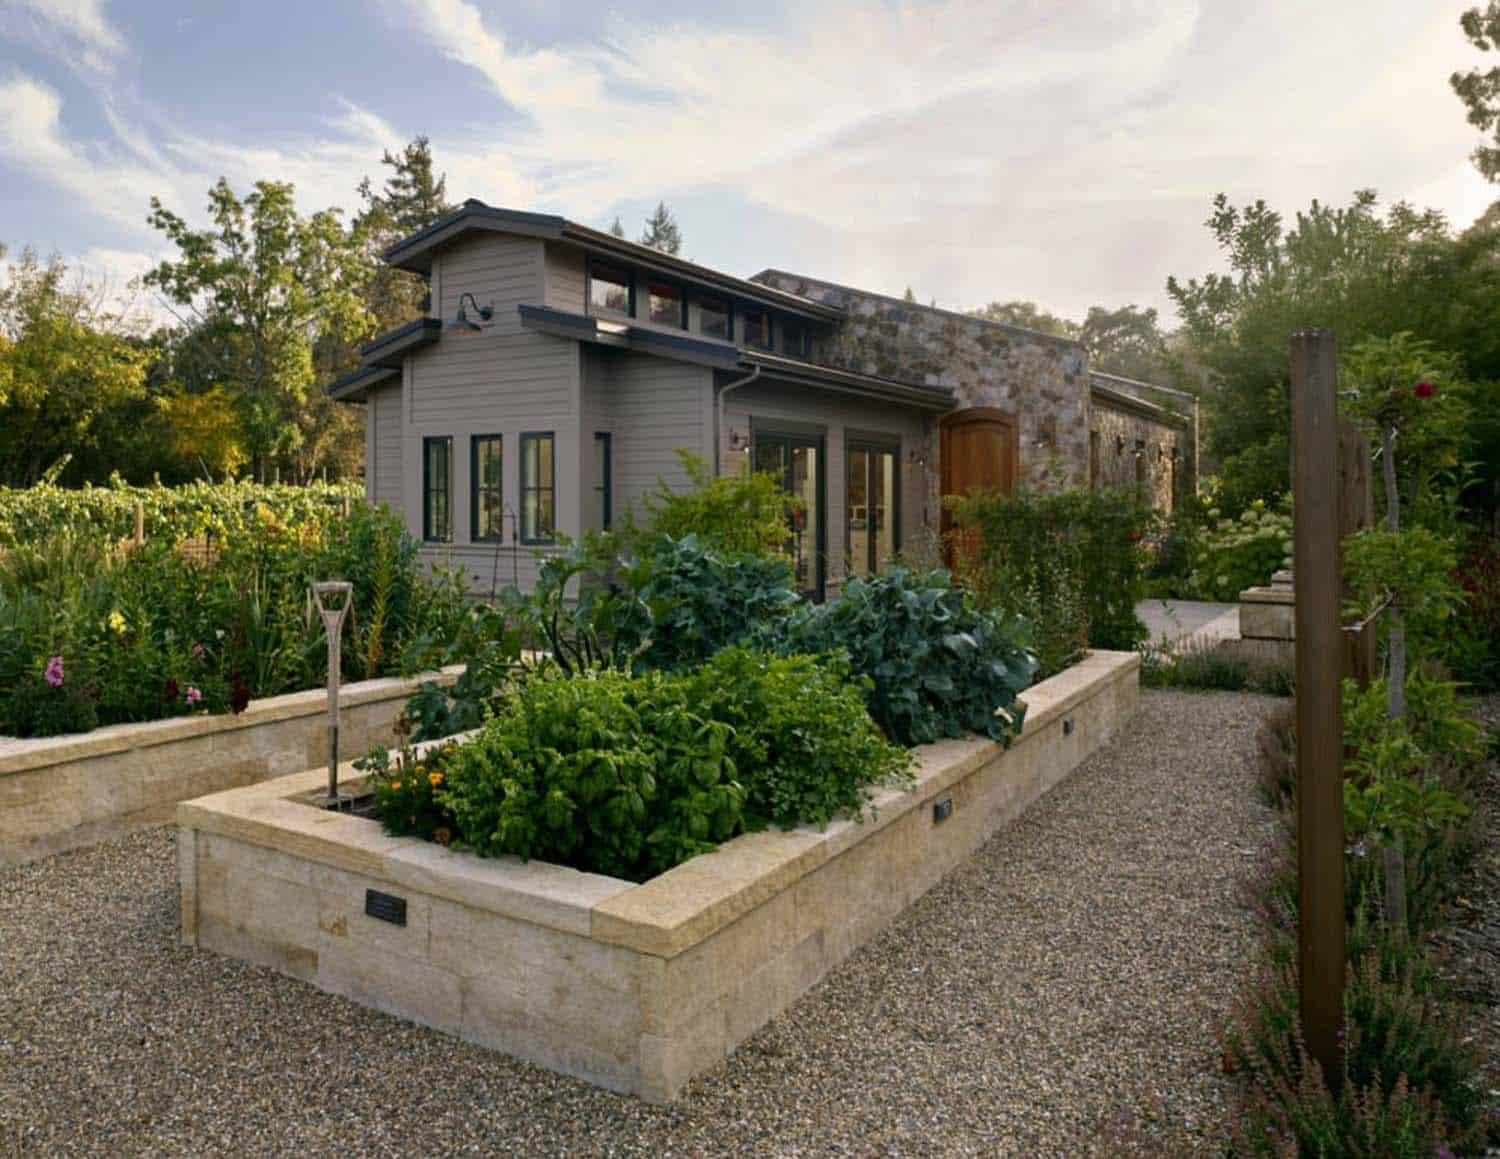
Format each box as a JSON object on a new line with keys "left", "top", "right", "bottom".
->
{"left": 229, "top": 672, "right": 251, "bottom": 714}
{"left": 1414, "top": 380, "right": 1435, "bottom": 398}
{"left": 1129, "top": 530, "right": 1143, "bottom": 543}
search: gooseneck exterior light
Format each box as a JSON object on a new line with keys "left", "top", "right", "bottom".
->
{"left": 447, "top": 291, "right": 494, "bottom": 333}
{"left": 312, "top": 581, "right": 353, "bottom": 808}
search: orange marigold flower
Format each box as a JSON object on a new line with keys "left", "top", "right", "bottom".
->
{"left": 428, "top": 771, "right": 443, "bottom": 787}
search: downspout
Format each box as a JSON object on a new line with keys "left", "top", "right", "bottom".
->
{"left": 713, "top": 364, "right": 762, "bottom": 475}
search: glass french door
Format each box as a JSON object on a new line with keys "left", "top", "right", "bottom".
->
{"left": 753, "top": 431, "right": 824, "bottom": 600}
{"left": 847, "top": 443, "right": 898, "bottom": 578}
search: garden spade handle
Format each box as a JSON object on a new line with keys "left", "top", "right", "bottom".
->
{"left": 312, "top": 581, "right": 353, "bottom": 807}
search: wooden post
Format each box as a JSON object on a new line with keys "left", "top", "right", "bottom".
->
{"left": 1291, "top": 330, "right": 1346, "bottom": 1091}
{"left": 1337, "top": 419, "right": 1376, "bottom": 688}
{"left": 134, "top": 501, "right": 145, "bottom": 546}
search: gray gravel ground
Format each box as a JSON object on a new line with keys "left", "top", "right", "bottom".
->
{"left": 0, "top": 690, "right": 1281, "bottom": 1156}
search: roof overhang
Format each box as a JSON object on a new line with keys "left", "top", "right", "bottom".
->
{"left": 386, "top": 200, "right": 844, "bottom": 324}
{"left": 518, "top": 303, "right": 953, "bottom": 412}
{"left": 1090, "top": 379, "right": 1190, "bottom": 428}
{"left": 326, "top": 364, "right": 399, "bottom": 402}
{"left": 361, "top": 317, "right": 442, "bottom": 369}
{"left": 518, "top": 304, "right": 742, "bottom": 369}
{"left": 740, "top": 350, "right": 956, "bottom": 412}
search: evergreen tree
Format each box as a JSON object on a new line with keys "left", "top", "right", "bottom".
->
{"left": 609, "top": 216, "right": 626, "bottom": 239}
{"left": 902, "top": 286, "right": 916, "bottom": 303}
{"left": 639, "top": 201, "right": 682, "bottom": 254}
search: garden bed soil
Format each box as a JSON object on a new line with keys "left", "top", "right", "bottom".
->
{"left": 177, "top": 650, "right": 1139, "bottom": 1102}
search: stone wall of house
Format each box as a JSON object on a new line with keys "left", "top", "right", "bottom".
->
{"left": 754, "top": 272, "right": 1090, "bottom": 495}
{"left": 1089, "top": 401, "right": 1183, "bottom": 512}
{"left": 1089, "top": 373, "right": 1197, "bottom": 512}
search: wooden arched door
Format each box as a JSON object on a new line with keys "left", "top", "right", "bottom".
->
{"left": 940, "top": 407, "right": 1019, "bottom": 568}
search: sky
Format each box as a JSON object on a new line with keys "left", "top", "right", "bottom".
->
{"left": 0, "top": 0, "right": 1494, "bottom": 327}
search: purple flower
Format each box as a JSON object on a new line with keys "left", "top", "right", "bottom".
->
{"left": 43, "top": 655, "right": 64, "bottom": 688}
{"left": 192, "top": 642, "right": 206, "bottom": 659}
{"left": 185, "top": 686, "right": 202, "bottom": 706}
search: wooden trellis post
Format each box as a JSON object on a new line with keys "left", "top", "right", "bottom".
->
{"left": 1291, "top": 329, "right": 1345, "bottom": 1091}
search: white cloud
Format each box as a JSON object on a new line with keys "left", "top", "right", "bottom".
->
{"left": 1, "top": 0, "right": 1492, "bottom": 325}
{"left": 0, "top": 0, "right": 126, "bottom": 73}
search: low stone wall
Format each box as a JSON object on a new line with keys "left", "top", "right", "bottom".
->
{"left": 178, "top": 650, "right": 1139, "bottom": 1101}
{"left": 0, "top": 668, "right": 458, "bottom": 866}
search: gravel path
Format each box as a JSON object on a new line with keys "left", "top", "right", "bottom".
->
{"left": 0, "top": 690, "right": 1281, "bottom": 1156}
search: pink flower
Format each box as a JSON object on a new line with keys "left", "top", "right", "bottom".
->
{"left": 192, "top": 642, "right": 206, "bottom": 659}
{"left": 185, "top": 686, "right": 202, "bottom": 706}
{"left": 44, "top": 655, "right": 64, "bottom": 688}
{"left": 1414, "top": 379, "right": 1435, "bottom": 398}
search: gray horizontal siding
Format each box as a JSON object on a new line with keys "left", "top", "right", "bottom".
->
{"left": 370, "top": 383, "right": 403, "bottom": 513}
{"left": 545, "top": 243, "right": 587, "bottom": 315}
{"left": 594, "top": 350, "right": 712, "bottom": 526}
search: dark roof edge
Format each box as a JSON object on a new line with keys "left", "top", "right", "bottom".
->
{"left": 383, "top": 201, "right": 844, "bottom": 321}
{"left": 1089, "top": 369, "right": 1198, "bottom": 403}
{"left": 741, "top": 350, "right": 955, "bottom": 412}
{"left": 361, "top": 317, "right": 442, "bottom": 367}
{"left": 517, "top": 304, "right": 743, "bottom": 370}
{"left": 326, "top": 364, "right": 399, "bottom": 402}
{"left": 752, "top": 269, "right": 1086, "bottom": 352}
{"left": 1090, "top": 381, "right": 1189, "bottom": 428}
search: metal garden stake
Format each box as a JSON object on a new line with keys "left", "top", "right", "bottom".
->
{"left": 312, "top": 581, "right": 353, "bottom": 809}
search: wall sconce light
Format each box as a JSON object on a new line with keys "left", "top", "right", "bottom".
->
{"left": 908, "top": 448, "right": 929, "bottom": 468}
{"left": 1114, "top": 434, "right": 1126, "bottom": 455}
{"left": 728, "top": 427, "right": 748, "bottom": 451}
{"left": 1034, "top": 421, "right": 1057, "bottom": 449}
{"left": 446, "top": 291, "right": 494, "bottom": 333}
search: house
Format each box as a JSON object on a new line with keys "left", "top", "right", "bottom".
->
{"left": 329, "top": 199, "right": 1196, "bottom": 599}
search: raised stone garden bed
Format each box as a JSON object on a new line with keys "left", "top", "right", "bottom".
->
{"left": 1, "top": 667, "right": 459, "bottom": 866}
{"left": 177, "top": 649, "right": 1139, "bottom": 1102}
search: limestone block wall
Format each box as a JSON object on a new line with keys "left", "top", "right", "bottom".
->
{"left": 0, "top": 668, "right": 457, "bottom": 866}
{"left": 754, "top": 271, "right": 1091, "bottom": 494}
{"left": 179, "top": 650, "right": 1139, "bottom": 1102}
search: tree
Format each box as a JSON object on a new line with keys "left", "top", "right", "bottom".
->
{"left": 1167, "top": 190, "right": 1500, "bottom": 515}
{"left": 1078, "top": 304, "right": 1171, "bottom": 383}
{"left": 609, "top": 216, "right": 626, "bottom": 239}
{"left": 1341, "top": 334, "right": 1471, "bottom": 929}
{"left": 639, "top": 201, "right": 682, "bottom": 255}
{"left": 903, "top": 286, "right": 917, "bottom": 304}
{"left": 0, "top": 247, "right": 149, "bottom": 486}
{"left": 146, "top": 179, "right": 372, "bottom": 481}
{"left": 1452, "top": 3, "right": 1500, "bottom": 182}
{"left": 970, "top": 299, "right": 1079, "bottom": 338}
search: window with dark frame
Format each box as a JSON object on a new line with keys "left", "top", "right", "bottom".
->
{"left": 588, "top": 262, "right": 632, "bottom": 317}
{"left": 470, "top": 434, "right": 503, "bottom": 542}
{"left": 593, "top": 432, "right": 612, "bottom": 531}
{"left": 521, "top": 432, "right": 556, "bottom": 543}
{"left": 742, "top": 309, "right": 771, "bottom": 350}
{"left": 697, "top": 296, "right": 730, "bottom": 340}
{"left": 846, "top": 442, "right": 899, "bottom": 578}
{"left": 422, "top": 436, "right": 452, "bottom": 542}
{"left": 647, "top": 281, "right": 685, "bottom": 328}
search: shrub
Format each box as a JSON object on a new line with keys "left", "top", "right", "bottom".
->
{"left": 0, "top": 477, "right": 361, "bottom": 547}
{"left": 1139, "top": 638, "right": 1293, "bottom": 697}
{"left": 949, "top": 488, "right": 1152, "bottom": 669}
{"left": 628, "top": 534, "right": 800, "bottom": 671}
{"left": 683, "top": 648, "right": 914, "bottom": 830}
{"left": 781, "top": 567, "right": 1034, "bottom": 747}
{"left": 1185, "top": 499, "right": 1292, "bottom": 601}
{"left": 426, "top": 668, "right": 746, "bottom": 881}
{"left": 1445, "top": 534, "right": 1500, "bottom": 692}
{"left": 636, "top": 450, "right": 797, "bottom": 558}
{"left": 0, "top": 501, "right": 468, "bottom": 737}
{"left": 393, "top": 649, "right": 911, "bottom": 881}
